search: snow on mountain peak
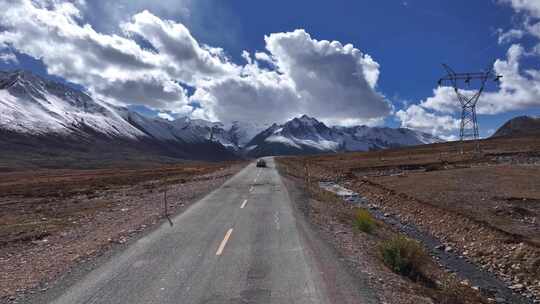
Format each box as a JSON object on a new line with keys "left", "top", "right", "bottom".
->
{"left": 0, "top": 70, "right": 144, "bottom": 138}
{"left": 244, "top": 115, "right": 443, "bottom": 157}
{"left": 289, "top": 114, "right": 321, "bottom": 128}
{"left": 0, "top": 70, "right": 444, "bottom": 159}
{"left": 0, "top": 71, "right": 262, "bottom": 150}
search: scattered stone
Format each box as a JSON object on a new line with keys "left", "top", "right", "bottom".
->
{"left": 510, "top": 283, "right": 524, "bottom": 290}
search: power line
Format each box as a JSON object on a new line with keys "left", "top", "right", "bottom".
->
{"left": 438, "top": 63, "right": 502, "bottom": 153}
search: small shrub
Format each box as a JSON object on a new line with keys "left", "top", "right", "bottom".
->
{"left": 379, "top": 236, "right": 428, "bottom": 280}
{"left": 353, "top": 209, "right": 376, "bottom": 233}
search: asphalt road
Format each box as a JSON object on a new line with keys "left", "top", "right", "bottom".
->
{"left": 43, "top": 158, "right": 376, "bottom": 304}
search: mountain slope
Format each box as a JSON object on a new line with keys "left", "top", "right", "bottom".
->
{"left": 0, "top": 70, "right": 237, "bottom": 165}
{"left": 0, "top": 70, "right": 145, "bottom": 138}
{"left": 491, "top": 116, "right": 540, "bottom": 138}
{"left": 244, "top": 115, "right": 442, "bottom": 157}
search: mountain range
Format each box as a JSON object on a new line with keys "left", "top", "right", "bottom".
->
{"left": 243, "top": 115, "right": 442, "bottom": 157}
{"left": 0, "top": 70, "right": 443, "bottom": 166}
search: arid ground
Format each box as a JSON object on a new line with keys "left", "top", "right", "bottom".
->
{"left": 0, "top": 161, "right": 246, "bottom": 301}
{"left": 276, "top": 135, "right": 540, "bottom": 303}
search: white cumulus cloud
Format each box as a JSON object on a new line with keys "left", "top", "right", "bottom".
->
{"left": 497, "top": 28, "right": 525, "bottom": 44}
{"left": 75, "top": 0, "right": 193, "bottom": 34}
{"left": 500, "top": 0, "right": 540, "bottom": 18}
{"left": 397, "top": 1, "right": 540, "bottom": 138}
{"left": 195, "top": 30, "right": 391, "bottom": 125}
{"left": 420, "top": 39, "right": 540, "bottom": 116}
{"left": 0, "top": 0, "right": 238, "bottom": 114}
{"left": 0, "top": 1, "right": 391, "bottom": 127}
{"left": 396, "top": 104, "right": 459, "bottom": 137}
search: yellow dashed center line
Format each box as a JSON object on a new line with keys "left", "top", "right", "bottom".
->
{"left": 216, "top": 228, "right": 233, "bottom": 256}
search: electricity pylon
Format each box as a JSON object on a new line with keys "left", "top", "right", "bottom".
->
{"left": 438, "top": 64, "right": 502, "bottom": 153}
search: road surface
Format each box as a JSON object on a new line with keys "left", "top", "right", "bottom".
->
{"left": 40, "top": 158, "right": 376, "bottom": 304}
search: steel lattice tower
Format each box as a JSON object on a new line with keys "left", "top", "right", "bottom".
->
{"left": 438, "top": 64, "right": 501, "bottom": 152}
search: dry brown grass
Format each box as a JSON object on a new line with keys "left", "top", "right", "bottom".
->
{"left": 0, "top": 161, "right": 244, "bottom": 245}
{"left": 277, "top": 136, "right": 540, "bottom": 244}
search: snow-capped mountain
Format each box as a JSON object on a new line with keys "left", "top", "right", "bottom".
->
{"left": 0, "top": 70, "right": 144, "bottom": 138}
{"left": 0, "top": 70, "right": 237, "bottom": 162}
{"left": 244, "top": 115, "right": 442, "bottom": 157}
{"left": 334, "top": 125, "right": 442, "bottom": 150}
{"left": 0, "top": 70, "right": 444, "bottom": 164}
{"left": 124, "top": 111, "right": 233, "bottom": 147}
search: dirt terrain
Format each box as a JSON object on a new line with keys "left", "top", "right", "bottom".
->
{"left": 276, "top": 135, "right": 540, "bottom": 303}
{"left": 278, "top": 170, "right": 489, "bottom": 304}
{"left": 0, "top": 161, "right": 246, "bottom": 302}
{"left": 374, "top": 165, "right": 540, "bottom": 243}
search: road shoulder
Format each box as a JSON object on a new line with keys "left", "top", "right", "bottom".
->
{"left": 7, "top": 163, "right": 246, "bottom": 304}
{"left": 279, "top": 171, "right": 379, "bottom": 304}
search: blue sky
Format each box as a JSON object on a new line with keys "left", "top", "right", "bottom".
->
{"left": 1, "top": 0, "right": 539, "bottom": 139}
{"left": 215, "top": 0, "right": 540, "bottom": 134}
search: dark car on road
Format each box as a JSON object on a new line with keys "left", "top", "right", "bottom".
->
{"left": 256, "top": 159, "right": 266, "bottom": 167}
